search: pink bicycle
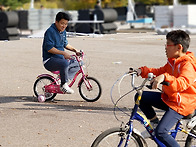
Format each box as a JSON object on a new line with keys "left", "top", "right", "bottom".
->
{"left": 33, "top": 51, "right": 102, "bottom": 102}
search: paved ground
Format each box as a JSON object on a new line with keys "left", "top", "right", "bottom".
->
{"left": 0, "top": 30, "right": 196, "bottom": 147}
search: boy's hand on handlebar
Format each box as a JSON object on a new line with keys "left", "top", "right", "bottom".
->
{"left": 129, "top": 68, "right": 141, "bottom": 76}
{"left": 150, "top": 74, "right": 165, "bottom": 89}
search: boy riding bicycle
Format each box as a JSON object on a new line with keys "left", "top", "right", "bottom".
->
{"left": 132, "top": 30, "right": 196, "bottom": 147}
{"left": 42, "top": 12, "right": 81, "bottom": 94}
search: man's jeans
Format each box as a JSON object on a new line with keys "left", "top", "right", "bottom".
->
{"left": 44, "top": 57, "right": 80, "bottom": 85}
{"left": 135, "top": 91, "right": 183, "bottom": 147}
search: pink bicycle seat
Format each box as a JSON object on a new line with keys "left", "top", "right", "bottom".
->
{"left": 51, "top": 71, "right": 60, "bottom": 74}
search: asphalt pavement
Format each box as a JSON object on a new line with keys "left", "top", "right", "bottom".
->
{"left": 0, "top": 30, "right": 196, "bottom": 146}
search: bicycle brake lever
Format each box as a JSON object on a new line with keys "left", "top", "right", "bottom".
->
{"left": 128, "top": 68, "right": 138, "bottom": 75}
{"left": 146, "top": 84, "right": 153, "bottom": 89}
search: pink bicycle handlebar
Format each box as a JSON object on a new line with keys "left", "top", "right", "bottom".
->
{"left": 71, "top": 50, "right": 84, "bottom": 61}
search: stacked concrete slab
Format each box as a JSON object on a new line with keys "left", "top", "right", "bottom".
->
{"left": 17, "top": 9, "right": 63, "bottom": 31}
{"left": 173, "top": 5, "right": 196, "bottom": 28}
{"left": 39, "top": 9, "right": 52, "bottom": 30}
{"left": 28, "top": 9, "right": 40, "bottom": 30}
{"left": 154, "top": 5, "right": 173, "bottom": 28}
{"left": 155, "top": 5, "right": 196, "bottom": 35}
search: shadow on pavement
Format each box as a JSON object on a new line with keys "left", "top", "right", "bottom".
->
{"left": 0, "top": 95, "right": 165, "bottom": 117}
{"left": 0, "top": 95, "right": 115, "bottom": 114}
{"left": 0, "top": 95, "right": 35, "bottom": 103}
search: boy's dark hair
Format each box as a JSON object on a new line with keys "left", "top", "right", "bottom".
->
{"left": 166, "top": 30, "right": 190, "bottom": 53}
{"left": 56, "top": 12, "right": 70, "bottom": 22}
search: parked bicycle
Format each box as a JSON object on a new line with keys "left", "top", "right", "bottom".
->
{"left": 33, "top": 51, "right": 102, "bottom": 102}
{"left": 91, "top": 70, "right": 196, "bottom": 147}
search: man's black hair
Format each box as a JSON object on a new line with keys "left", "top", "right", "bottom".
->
{"left": 166, "top": 30, "right": 190, "bottom": 53}
{"left": 56, "top": 12, "right": 70, "bottom": 22}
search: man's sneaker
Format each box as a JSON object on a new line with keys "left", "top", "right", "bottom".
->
{"left": 60, "top": 83, "right": 74, "bottom": 94}
{"left": 141, "top": 122, "right": 158, "bottom": 139}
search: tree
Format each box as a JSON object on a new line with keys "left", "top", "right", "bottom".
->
{"left": 180, "top": 0, "right": 196, "bottom": 4}
{"left": 134, "top": 0, "right": 166, "bottom": 5}
{"left": 57, "top": 0, "right": 128, "bottom": 10}
{"left": 3, "top": 0, "right": 196, "bottom": 10}
{"left": 134, "top": 0, "right": 196, "bottom": 5}
{"left": 0, "top": 0, "right": 30, "bottom": 10}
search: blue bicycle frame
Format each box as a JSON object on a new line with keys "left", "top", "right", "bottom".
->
{"left": 123, "top": 94, "right": 191, "bottom": 147}
{"left": 110, "top": 72, "right": 196, "bottom": 147}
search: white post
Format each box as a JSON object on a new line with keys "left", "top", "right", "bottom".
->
{"left": 30, "top": 0, "right": 34, "bottom": 9}
{"left": 126, "top": 0, "right": 137, "bottom": 21}
{"left": 173, "top": 0, "right": 179, "bottom": 5}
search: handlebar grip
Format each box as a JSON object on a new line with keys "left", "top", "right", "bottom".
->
{"left": 160, "top": 81, "right": 170, "bottom": 86}
{"left": 146, "top": 81, "right": 170, "bottom": 89}
{"left": 129, "top": 67, "right": 138, "bottom": 75}
{"left": 129, "top": 67, "right": 134, "bottom": 71}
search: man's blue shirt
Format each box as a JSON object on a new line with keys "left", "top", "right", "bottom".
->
{"left": 42, "top": 23, "right": 68, "bottom": 61}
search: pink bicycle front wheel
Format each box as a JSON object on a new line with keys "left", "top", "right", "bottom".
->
{"left": 78, "top": 76, "right": 102, "bottom": 102}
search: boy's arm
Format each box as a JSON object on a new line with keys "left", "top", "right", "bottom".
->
{"left": 48, "top": 47, "right": 71, "bottom": 59}
{"left": 65, "top": 44, "right": 79, "bottom": 53}
{"left": 139, "top": 65, "right": 167, "bottom": 78}
{"left": 65, "top": 44, "right": 81, "bottom": 56}
{"left": 163, "top": 62, "right": 196, "bottom": 92}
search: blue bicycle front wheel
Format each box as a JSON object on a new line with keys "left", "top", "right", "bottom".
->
{"left": 91, "top": 127, "right": 143, "bottom": 147}
{"left": 185, "top": 125, "right": 196, "bottom": 147}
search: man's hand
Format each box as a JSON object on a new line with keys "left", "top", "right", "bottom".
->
{"left": 150, "top": 74, "right": 165, "bottom": 89}
{"left": 63, "top": 52, "right": 71, "bottom": 59}
{"left": 75, "top": 51, "right": 82, "bottom": 56}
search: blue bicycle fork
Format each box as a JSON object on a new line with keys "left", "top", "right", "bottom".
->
{"left": 123, "top": 95, "right": 166, "bottom": 147}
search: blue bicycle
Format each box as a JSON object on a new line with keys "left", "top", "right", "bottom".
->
{"left": 91, "top": 71, "right": 196, "bottom": 147}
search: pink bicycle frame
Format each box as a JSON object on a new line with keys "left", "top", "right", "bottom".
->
{"left": 37, "top": 52, "right": 93, "bottom": 94}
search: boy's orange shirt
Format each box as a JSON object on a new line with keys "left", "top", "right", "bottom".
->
{"left": 140, "top": 51, "right": 196, "bottom": 116}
